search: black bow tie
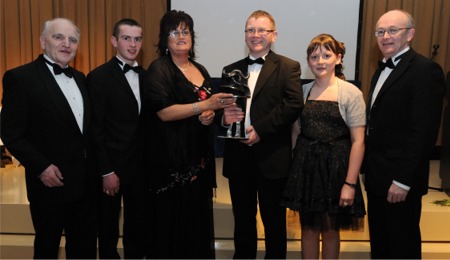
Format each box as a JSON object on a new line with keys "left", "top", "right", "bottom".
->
{"left": 45, "top": 59, "right": 73, "bottom": 78}
{"left": 378, "top": 58, "right": 395, "bottom": 70}
{"left": 115, "top": 57, "right": 141, "bottom": 73}
{"left": 123, "top": 63, "right": 142, "bottom": 73}
{"left": 245, "top": 56, "right": 265, "bottom": 65}
{"left": 378, "top": 54, "right": 404, "bottom": 71}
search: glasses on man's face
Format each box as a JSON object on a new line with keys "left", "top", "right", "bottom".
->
{"left": 374, "top": 27, "right": 411, "bottom": 37}
{"left": 245, "top": 28, "right": 275, "bottom": 35}
{"left": 120, "top": 35, "right": 143, "bottom": 43}
{"left": 168, "top": 30, "right": 190, "bottom": 38}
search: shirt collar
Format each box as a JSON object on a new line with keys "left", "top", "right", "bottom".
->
{"left": 43, "top": 54, "right": 70, "bottom": 68}
{"left": 385, "top": 47, "right": 410, "bottom": 66}
{"left": 115, "top": 55, "right": 138, "bottom": 69}
{"left": 248, "top": 53, "right": 267, "bottom": 61}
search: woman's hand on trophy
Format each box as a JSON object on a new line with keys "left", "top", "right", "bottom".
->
{"left": 206, "top": 93, "right": 235, "bottom": 110}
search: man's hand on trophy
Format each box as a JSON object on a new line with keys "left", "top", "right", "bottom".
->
{"left": 223, "top": 105, "right": 244, "bottom": 125}
{"left": 242, "top": 126, "right": 260, "bottom": 146}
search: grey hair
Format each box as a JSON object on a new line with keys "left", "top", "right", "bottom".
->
{"left": 41, "top": 17, "right": 80, "bottom": 40}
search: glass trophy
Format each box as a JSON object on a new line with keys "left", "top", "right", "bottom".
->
{"left": 218, "top": 69, "right": 250, "bottom": 140}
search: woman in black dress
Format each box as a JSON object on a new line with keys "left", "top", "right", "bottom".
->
{"left": 143, "top": 10, "right": 234, "bottom": 259}
{"left": 282, "top": 34, "right": 366, "bottom": 259}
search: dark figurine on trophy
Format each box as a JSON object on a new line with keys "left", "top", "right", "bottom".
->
{"left": 218, "top": 69, "right": 250, "bottom": 140}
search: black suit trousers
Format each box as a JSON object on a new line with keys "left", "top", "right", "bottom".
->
{"left": 228, "top": 164, "right": 287, "bottom": 259}
{"left": 29, "top": 194, "right": 97, "bottom": 259}
{"left": 97, "top": 191, "right": 122, "bottom": 259}
{"left": 97, "top": 177, "right": 147, "bottom": 259}
{"left": 367, "top": 191, "right": 422, "bottom": 259}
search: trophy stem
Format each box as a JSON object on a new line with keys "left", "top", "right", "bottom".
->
{"left": 226, "top": 123, "right": 233, "bottom": 137}
{"left": 234, "top": 122, "right": 241, "bottom": 138}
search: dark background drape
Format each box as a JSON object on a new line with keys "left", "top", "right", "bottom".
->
{"left": 0, "top": 0, "right": 167, "bottom": 88}
{"left": 0, "top": 0, "right": 448, "bottom": 144}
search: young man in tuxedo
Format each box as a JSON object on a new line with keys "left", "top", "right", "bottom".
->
{"left": 219, "top": 10, "right": 303, "bottom": 259}
{"left": 364, "top": 9, "right": 446, "bottom": 259}
{"left": 87, "top": 18, "right": 147, "bottom": 259}
{"left": 1, "top": 17, "right": 97, "bottom": 258}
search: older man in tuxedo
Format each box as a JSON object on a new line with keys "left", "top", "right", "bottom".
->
{"left": 1, "top": 18, "right": 97, "bottom": 258}
{"left": 364, "top": 9, "right": 446, "bottom": 259}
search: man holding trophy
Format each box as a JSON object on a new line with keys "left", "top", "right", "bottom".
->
{"left": 217, "top": 10, "right": 303, "bottom": 259}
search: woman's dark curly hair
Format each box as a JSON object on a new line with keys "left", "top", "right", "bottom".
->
{"left": 157, "top": 10, "right": 196, "bottom": 59}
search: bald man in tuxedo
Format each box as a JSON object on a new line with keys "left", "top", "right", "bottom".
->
{"left": 364, "top": 9, "right": 445, "bottom": 259}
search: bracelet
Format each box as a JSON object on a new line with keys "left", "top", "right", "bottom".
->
{"left": 192, "top": 102, "right": 200, "bottom": 115}
{"left": 344, "top": 181, "right": 356, "bottom": 189}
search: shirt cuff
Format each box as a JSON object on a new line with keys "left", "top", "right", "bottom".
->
{"left": 221, "top": 115, "right": 230, "bottom": 128}
{"left": 393, "top": 180, "right": 410, "bottom": 191}
{"left": 102, "top": 172, "right": 114, "bottom": 177}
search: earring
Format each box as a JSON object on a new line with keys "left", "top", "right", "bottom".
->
{"left": 165, "top": 48, "right": 169, "bottom": 55}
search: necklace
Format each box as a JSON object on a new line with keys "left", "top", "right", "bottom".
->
{"left": 175, "top": 61, "right": 190, "bottom": 73}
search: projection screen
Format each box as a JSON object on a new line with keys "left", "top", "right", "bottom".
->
{"left": 170, "top": 0, "right": 362, "bottom": 80}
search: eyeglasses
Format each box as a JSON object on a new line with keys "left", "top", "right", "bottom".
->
{"left": 245, "top": 28, "right": 275, "bottom": 35}
{"left": 120, "top": 35, "right": 143, "bottom": 43}
{"left": 169, "top": 30, "right": 191, "bottom": 38}
{"left": 374, "top": 27, "right": 411, "bottom": 37}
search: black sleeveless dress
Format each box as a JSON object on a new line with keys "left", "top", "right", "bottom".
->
{"left": 281, "top": 100, "right": 365, "bottom": 230}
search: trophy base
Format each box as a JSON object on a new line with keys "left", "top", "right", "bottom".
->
{"left": 222, "top": 95, "right": 249, "bottom": 99}
{"left": 218, "top": 136, "right": 249, "bottom": 140}
{"left": 232, "top": 95, "right": 250, "bottom": 99}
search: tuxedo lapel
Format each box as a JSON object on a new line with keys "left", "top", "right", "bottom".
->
{"left": 371, "top": 50, "right": 415, "bottom": 107}
{"left": 138, "top": 70, "right": 145, "bottom": 116}
{"left": 367, "top": 68, "right": 382, "bottom": 117}
{"left": 368, "top": 69, "right": 382, "bottom": 105}
{"left": 107, "top": 58, "right": 140, "bottom": 113}
{"left": 74, "top": 72, "right": 91, "bottom": 134}
{"left": 35, "top": 56, "right": 82, "bottom": 133}
{"left": 253, "top": 51, "right": 277, "bottom": 99}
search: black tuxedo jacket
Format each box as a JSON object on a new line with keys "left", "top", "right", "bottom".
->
{"left": 1, "top": 54, "right": 95, "bottom": 204}
{"left": 364, "top": 48, "right": 446, "bottom": 196}
{"left": 87, "top": 57, "right": 145, "bottom": 184}
{"left": 220, "top": 51, "right": 303, "bottom": 179}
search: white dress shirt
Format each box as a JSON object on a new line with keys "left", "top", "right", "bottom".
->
{"left": 116, "top": 56, "right": 141, "bottom": 114}
{"left": 244, "top": 55, "right": 266, "bottom": 137}
{"left": 44, "top": 54, "right": 84, "bottom": 133}
{"left": 370, "top": 47, "right": 411, "bottom": 191}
